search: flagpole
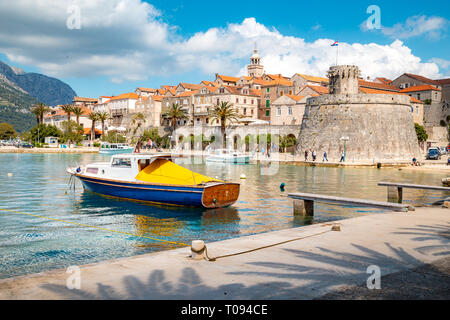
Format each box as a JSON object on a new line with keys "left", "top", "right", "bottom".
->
{"left": 336, "top": 43, "right": 339, "bottom": 66}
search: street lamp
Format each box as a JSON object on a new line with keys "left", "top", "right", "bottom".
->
{"left": 340, "top": 136, "right": 349, "bottom": 162}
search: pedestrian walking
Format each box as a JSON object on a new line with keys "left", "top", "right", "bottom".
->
{"left": 304, "top": 150, "right": 308, "bottom": 161}
{"left": 323, "top": 151, "right": 328, "bottom": 162}
{"left": 312, "top": 150, "right": 317, "bottom": 162}
{"left": 339, "top": 151, "right": 345, "bottom": 162}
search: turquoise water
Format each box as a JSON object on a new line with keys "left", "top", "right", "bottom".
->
{"left": 0, "top": 153, "right": 447, "bottom": 279}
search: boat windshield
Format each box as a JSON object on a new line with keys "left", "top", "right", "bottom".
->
{"left": 111, "top": 157, "right": 132, "bottom": 168}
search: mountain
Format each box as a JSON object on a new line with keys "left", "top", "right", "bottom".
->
{"left": 0, "top": 61, "right": 77, "bottom": 106}
{"left": 0, "top": 61, "right": 77, "bottom": 132}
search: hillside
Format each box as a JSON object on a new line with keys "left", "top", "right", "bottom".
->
{"left": 0, "top": 61, "right": 77, "bottom": 132}
{"left": 0, "top": 61, "right": 77, "bottom": 106}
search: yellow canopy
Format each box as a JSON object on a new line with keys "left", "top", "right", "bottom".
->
{"left": 135, "top": 158, "right": 222, "bottom": 185}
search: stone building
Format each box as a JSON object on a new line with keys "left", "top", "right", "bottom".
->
{"left": 271, "top": 95, "right": 309, "bottom": 126}
{"left": 247, "top": 46, "right": 264, "bottom": 78}
{"left": 296, "top": 65, "right": 420, "bottom": 162}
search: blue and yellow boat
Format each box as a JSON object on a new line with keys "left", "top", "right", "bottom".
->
{"left": 67, "top": 154, "right": 240, "bottom": 208}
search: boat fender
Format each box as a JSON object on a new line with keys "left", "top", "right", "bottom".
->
{"left": 280, "top": 183, "right": 285, "bottom": 192}
{"left": 76, "top": 167, "right": 81, "bottom": 173}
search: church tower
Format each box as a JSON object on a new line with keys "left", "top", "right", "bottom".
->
{"left": 247, "top": 44, "right": 264, "bottom": 78}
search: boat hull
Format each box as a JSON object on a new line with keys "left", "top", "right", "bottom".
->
{"left": 205, "top": 156, "right": 250, "bottom": 164}
{"left": 99, "top": 148, "right": 134, "bottom": 155}
{"left": 73, "top": 174, "right": 239, "bottom": 208}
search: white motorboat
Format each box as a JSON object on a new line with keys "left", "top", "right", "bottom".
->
{"left": 205, "top": 149, "right": 250, "bottom": 164}
{"left": 99, "top": 143, "right": 134, "bottom": 154}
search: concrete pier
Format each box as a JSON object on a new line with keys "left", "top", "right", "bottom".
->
{"left": 0, "top": 206, "right": 448, "bottom": 300}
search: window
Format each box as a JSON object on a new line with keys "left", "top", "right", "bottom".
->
{"left": 244, "top": 99, "right": 247, "bottom": 104}
{"left": 417, "top": 93, "right": 421, "bottom": 100}
{"left": 280, "top": 91, "right": 284, "bottom": 96}
{"left": 236, "top": 98, "right": 239, "bottom": 103}
{"left": 266, "top": 100, "right": 270, "bottom": 108}
{"left": 289, "top": 90, "right": 293, "bottom": 95}
{"left": 244, "top": 108, "right": 247, "bottom": 115}
{"left": 266, "top": 88, "right": 270, "bottom": 93}
{"left": 277, "top": 107, "right": 281, "bottom": 116}
{"left": 111, "top": 158, "right": 131, "bottom": 168}
{"left": 288, "top": 107, "right": 292, "bottom": 115}
{"left": 251, "top": 109, "right": 254, "bottom": 115}
{"left": 266, "top": 110, "right": 270, "bottom": 117}
{"left": 251, "top": 100, "right": 254, "bottom": 105}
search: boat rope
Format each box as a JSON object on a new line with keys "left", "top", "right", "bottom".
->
{"left": 199, "top": 228, "right": 334, "bottom": 262}
{"left": 0, "top": 208, "right": 190, "bottom": 247}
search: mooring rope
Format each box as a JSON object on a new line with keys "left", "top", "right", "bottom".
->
{"left": 0, "top": 208, "right": 190, "bottom": 247}
{"left": 198, "top": 228, "right": 334, "bottom": 262}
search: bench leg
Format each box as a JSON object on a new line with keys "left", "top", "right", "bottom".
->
{"left": 388, "top": 187, "right": 403, "bottom": 203}
{"left": 293, "top": 199, "right": 314, "bottom": 216}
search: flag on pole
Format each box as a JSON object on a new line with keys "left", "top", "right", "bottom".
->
{"left": 331, "top": 40, "right": 339, "bottom": 46}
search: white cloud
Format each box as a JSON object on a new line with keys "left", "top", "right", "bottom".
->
{"left": 0, "top": 0, "right": 446, "bottom": 84}
{"left": 363, "top": 15, "right": 448, "bottom": 40}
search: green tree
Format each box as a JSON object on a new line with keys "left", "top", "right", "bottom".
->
{"left": 61, "top": 104, "right": 74, "bottom": 123}
{"left": 61, "top": 120, "right": 84, "bottom": 144}
{"left": 88, "top": 112, "right": 100, "bottom": 141}
{"left": 141, "top": 128, "right": 161, "bottom": 145}
{"left": 102, "top": 130, "right": 126, "bottom": 143}
{"left": 414, "top": 123, "right": 428, "bottom": 142}
{"left": 131, "top": 112, "right": 146, "bottom": 136}
{"left": 71, "top": 106, "right": 84, "bottom": 125}
{"left": 209, "top": 101, "right": 241, "bottom": 148}
{"left": 0, "top": 123, "right": 17, "bottom": 140}
{"left": 162, "top": 103, "right": 189, "bottom": 145}
{"left": 28, "top": 124, "right": 62, "bottom": 144}
{"left": 97, "top": 112, "right": 110, "bottom": 137}
{"left": 31, "top": 102, "right": 50, "bottom": 125}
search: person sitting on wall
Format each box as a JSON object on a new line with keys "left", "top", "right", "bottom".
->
{"left": 412, "top": 157, "right": 417, "bottom": 166}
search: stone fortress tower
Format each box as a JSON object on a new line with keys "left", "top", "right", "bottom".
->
{"left": 296, "top": 65, "right": 421, "bottom": 162}
{"left": 247, "top": 44, "right": 264, "bottom": 78}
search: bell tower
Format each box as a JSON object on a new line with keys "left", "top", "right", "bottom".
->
{"left": 247, "top": 43, "right": 264, "bottom": 78}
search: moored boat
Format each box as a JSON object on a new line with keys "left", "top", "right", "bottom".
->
{"left": 67, "top": 154, "right": 240, "bottom": 208}
{"left": 99, "top": 143, "right": 134, "bottom": 154}
{"left": 205, "top": 149, "right": 250, "bottom": 164}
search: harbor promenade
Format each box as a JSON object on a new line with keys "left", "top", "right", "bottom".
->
{"left": 0, "top": 206, "right": 448, "bottom": 300}
{"left": 0, "top": 146, "right": 98, "bottom": 153}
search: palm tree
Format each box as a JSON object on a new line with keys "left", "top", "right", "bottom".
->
{"left": 162, "top": 103, "right": 188, "bottom": 146}
{"left": 97, "top": 112, "right": 110, "bottom": 138}
{"left": 31, "top": 102, "right": 50, "bottom": 125}
{"left": 31, "top": 105, "right": 41, "bottom": 125}
{"left": 61, "top": 104, "right": 74, "bottom": 123}
{"left": 88, "top": 112, "right": 100, "bottom": 142}
{"left": 131, "top": 112, "right": 146, "bottom": 136}
{"left": 209, "top": 101, "right": 241, "bottom": 149}
{"left": 72, "top": 106, "right": 84, "bottom": 125}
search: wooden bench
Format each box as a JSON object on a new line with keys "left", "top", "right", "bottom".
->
{"left": 287, "top": 192, "right": 410, "bottom": 216}
{"left": 378, "top": 181, "right": 450, "bottom": 203}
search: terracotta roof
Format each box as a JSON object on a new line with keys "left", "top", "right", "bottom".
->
{"left": 73, "top": 96, "right": 98, "bottom": 103}
{"left": 217, "top": 75, "right": 240, "bottom": 83}
{"left": 302, "top": 85, "right": 328, "bottom": 95}
{"left": 201, "top": 81, "right": 219, "bottom": 87}
{"left": 374, "top": 77, "right": 392, "bottom": 85}
{"left": 295, "top": 74, "right": 329, "bottom": 83}
{"left": 252, "top": 78, "right": 271, "bottom": 85}
{"left": 400, "top": 85, "right": 441, "bottom": 93}
{"left": 250, "top": 89, "right": 261, "bottom": 96}
{"left": 285, "top": 94, "right": 305, "bottom": 102}
{"left": 176, "top": 90, "right": 199, "bottom": 97}
{"left": 109, "top": 93, "right": 139, "bottom": 101}
{"left": 45, "top": 106, "right": 92, "bottom": 118}
{"left": 137, "top": 87, "right": 157, "bottom": 92}
{"left": 435, "top": 78, "right": 450, "bottom": 85}
{"left": 359, "top": 87, "right": 424, "bottom": 104}
{"left": 264, "top": 78, "right": 294, "bottom": 87}
{"left": 266, "top": 74, "right": 289, "bottom": 80}
{"left": 358, "top": 80, "right": 400, "bottom": 92}
{"left": 83, "top": 128, "right": 102, "bottom": 135}
{"left": 151, "top": 95, "right": 164, "bottom": 102}
{"left": 404, "top": 73, "right": 440, "bottom": 86}
{"left": 179, "top": 83, "right": 203, "bottom": 90}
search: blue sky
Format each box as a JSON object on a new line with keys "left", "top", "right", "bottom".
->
{"left": 0, "top": 0, "right": 448, "bottom": 100}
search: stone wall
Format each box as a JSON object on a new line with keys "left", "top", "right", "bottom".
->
{"left": 296, "top": 94, "right": 421, "bottom": 161}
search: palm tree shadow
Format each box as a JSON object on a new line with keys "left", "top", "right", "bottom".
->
{"left": 40, "top": 223, "right": 450, "bottom": 300}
